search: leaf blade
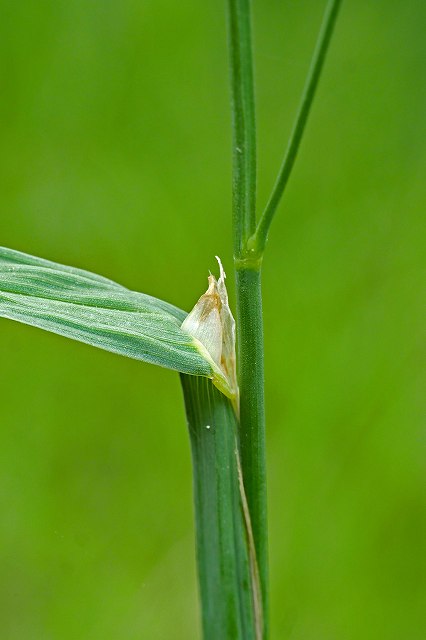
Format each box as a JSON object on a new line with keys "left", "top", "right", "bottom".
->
{"left": 0, "top": 247, "right": 212, "bottom": 377}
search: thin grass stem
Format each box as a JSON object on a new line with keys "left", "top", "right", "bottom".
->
{"left": 234, "top": 265, "right": 268, "bottom": 635}
{"left": 226, "top": 2, "right": 269, "bottom": 636}
{"left": 252, "top": 0, "right": 343, "bottom": 255}
{"left": 226, "top": 0, "right": 257, "bottom": 255}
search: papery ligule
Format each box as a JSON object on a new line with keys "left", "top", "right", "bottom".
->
{"left": 181, "top": 257, "right": 238, "bottom": 402}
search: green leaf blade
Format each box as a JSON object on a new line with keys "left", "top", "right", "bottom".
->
{"left": 0, "top": 247, "right": 212, "bottom": 377}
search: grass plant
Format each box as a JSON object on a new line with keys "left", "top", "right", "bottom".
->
{"left": 0, "top": 1, "right": 342, "bottom": 638}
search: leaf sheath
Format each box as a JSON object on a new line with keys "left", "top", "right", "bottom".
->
{"left": 181, "top": 374, "right": 261, "bottom": 640}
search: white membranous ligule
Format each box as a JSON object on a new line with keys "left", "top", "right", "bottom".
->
{"left": 182, "top": 257, "right": 238, "bottom": 404}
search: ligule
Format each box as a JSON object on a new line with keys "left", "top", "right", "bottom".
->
{"left": 181, "top": 257, "right": 239, "bottom": 406}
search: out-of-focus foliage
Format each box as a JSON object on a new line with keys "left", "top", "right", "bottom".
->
{"left": 0, "top": 1, "right": 424, "bottom": 638}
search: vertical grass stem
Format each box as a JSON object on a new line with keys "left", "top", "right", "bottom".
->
{"left": 235, "top": 264, "right": 268, "bottom": 635}
{"left": 226, "top": 0, "right": 257, "bottom": 254}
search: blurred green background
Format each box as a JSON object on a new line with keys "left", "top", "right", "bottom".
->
{"left": 1, "top": 1, "right": 424, "bottom": 638}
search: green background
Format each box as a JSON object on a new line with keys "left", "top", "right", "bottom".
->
{"left": 1, "top": 1, "right": 424, "bottom": 638}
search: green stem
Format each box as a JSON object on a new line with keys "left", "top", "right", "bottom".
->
{"left": 252, "top": 0, "right": 343, "bottom": 254}
{"left": 235, "top": 264, "right": 268, "bottom": 632}
{"left": 181, "top": 375, "right": 259, "bottom": 639}
{"left": 226, "top": 0, "right": 257, "bottom": 255}
{"left": 226, "top": 0, "right": 268, "bottom": 636}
